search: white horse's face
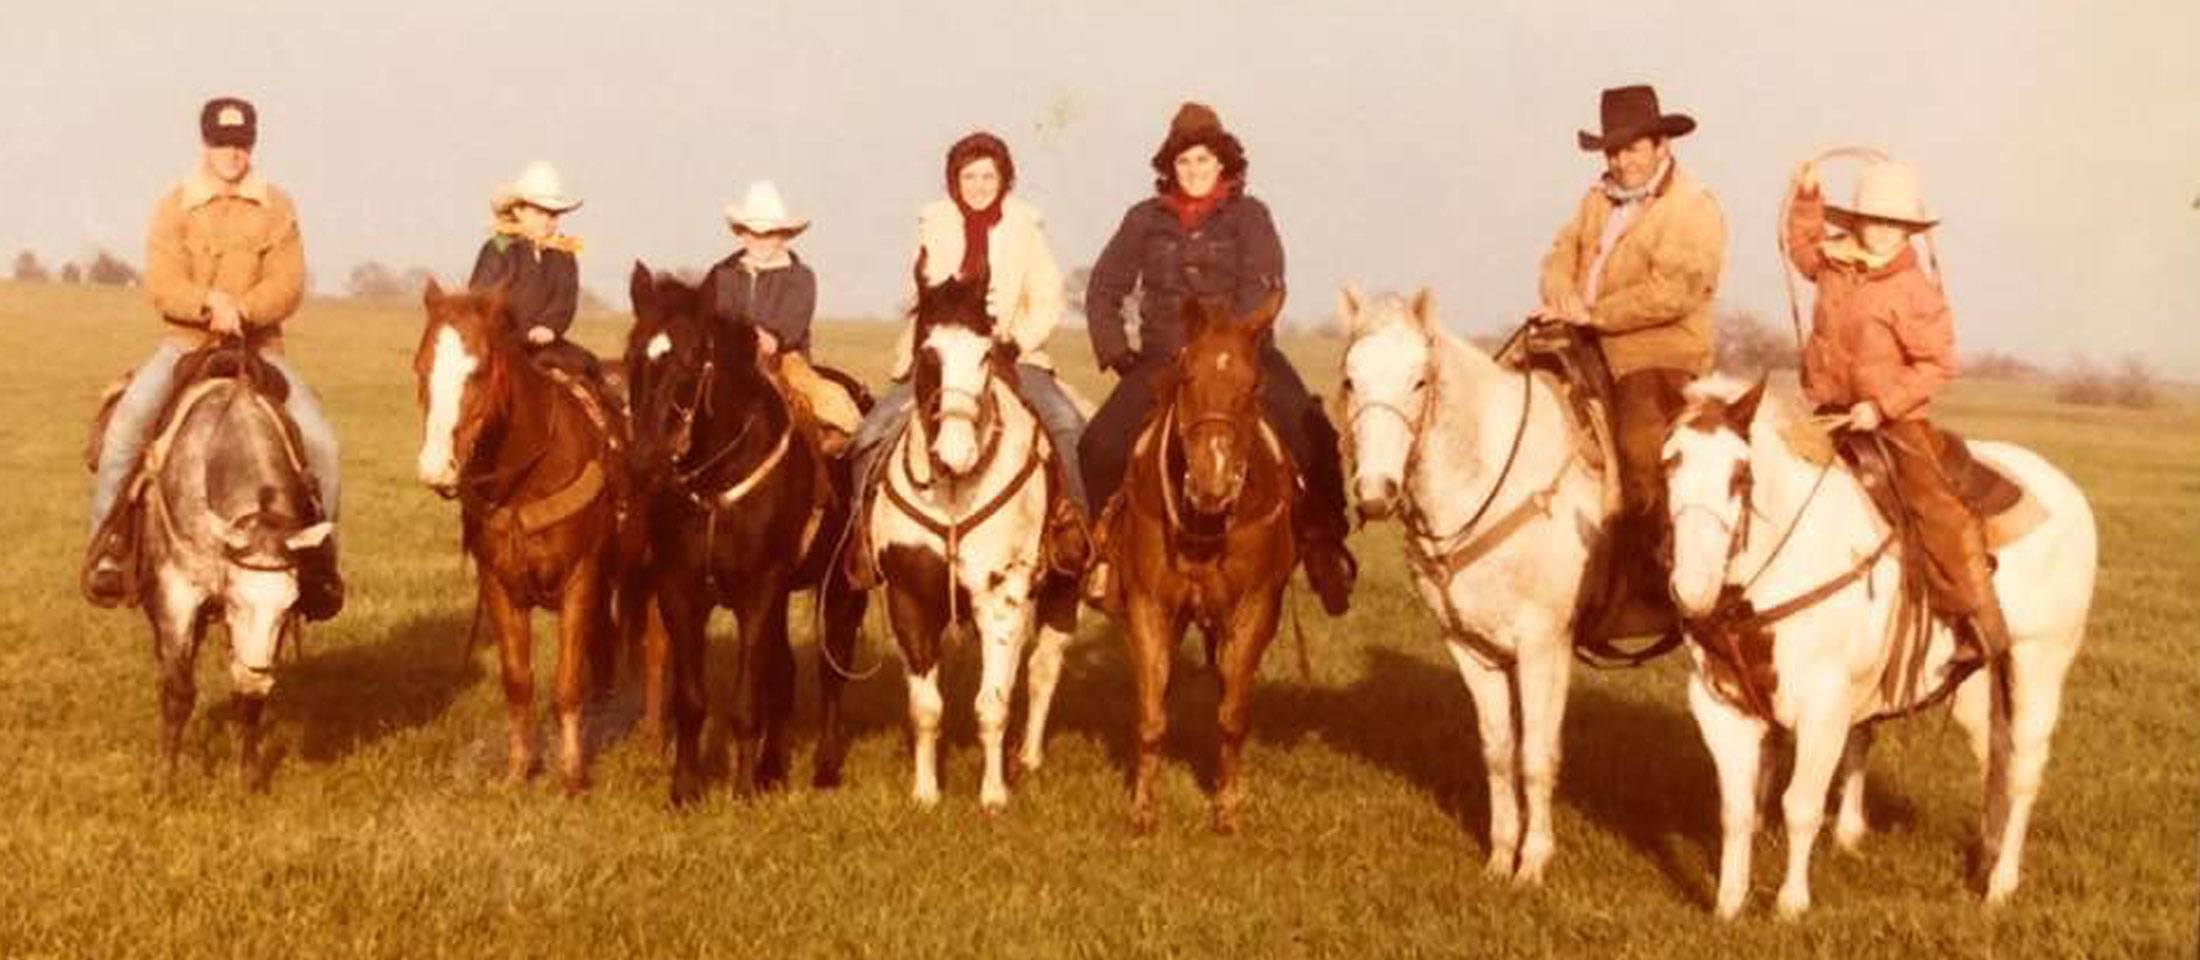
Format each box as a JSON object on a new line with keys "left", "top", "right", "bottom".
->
{"left": 214, "top": 518, "right": 331, "bottom": 697}
{"left": 1341, "top": 290, "right": 1435, "bottom": 521}
{"left": 920, "top": 324, "right": 995, "bottom": 478}
{"left": 1664, "top": 387, "right": 1763, "bottom": 616}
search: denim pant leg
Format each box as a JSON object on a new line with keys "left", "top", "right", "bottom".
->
{"left": 851, "top": 381, "right": 914, "bottom": 494}
{"left": 1258, "top": 347, "right": 1319, "bottom": 468}
{"left": 262, "top": 352, "right": 342, "bottom": 521}
{"left": 1014, "top": 364, "right": 1089, "bottom": 508}
{"left": 89, "top": 343, "right": 187, "bottom": 536}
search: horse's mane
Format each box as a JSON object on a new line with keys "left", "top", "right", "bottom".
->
{"left": 1682, "top": 375, "right": 1836, "bottom": 466}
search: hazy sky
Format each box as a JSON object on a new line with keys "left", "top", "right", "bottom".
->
{"left": 5, "top": 1, "right": 2195, "bottom": 375}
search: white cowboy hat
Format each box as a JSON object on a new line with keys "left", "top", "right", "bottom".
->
{"left": 493, "top": 160, "right": 583, "bottom": 215}
{"left": 1826, "top": 161, "right": 1937, "bottom": 231}
{"left": 723, "top": 180, "right": 809, "bottom": 235}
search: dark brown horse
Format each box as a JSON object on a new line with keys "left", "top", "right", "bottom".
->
{"left": 1100, "top": 291, "right": 1295, "bottom": 835}
{"left": 414, "top": 279, "right": 626, "bottom": 794}
{"left": 624, "top": 264, "right": 868, "bottom": 805}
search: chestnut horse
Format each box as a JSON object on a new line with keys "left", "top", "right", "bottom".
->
{"left": 1101, "top": 291, "right": 1294, "bottom": 835}
{"left": 414, "top": 279, "right": 626, "bottom": 794}
{"left": 625, "top": 265, "right": 869, "bottom": 805}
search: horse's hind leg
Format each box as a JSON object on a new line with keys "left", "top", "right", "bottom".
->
{"left": 481, "top": 577, "right": 539, "bottom": 786}
{"left": 1017, "top": 576, "right": 1078, "bottom": 775}
{"left": 813, "top": 581, "right": 866, "bottom": 789}
{"left": 1444, "top": 634, "right": 1520, "bottom": 879}
{"left": 1959, "top": 637, "right": 2079, "bottom": 905}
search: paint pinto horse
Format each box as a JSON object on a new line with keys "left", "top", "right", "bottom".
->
{"left": 863, "top": 267, "right": 1078, "bottom": 812}
{"left": 625, "top": 265, "right": 868, "bottom": 805}
{"left": 1664, "top": 378, "right": 2095, "bottom": 918}
{"left": 1103, "top": 291, "right": 1297, "bottom": 836}
{"left": 1339, "top": 288, "right": 1607, "bottom": 883}
{"left": 415, "top": 280, "right": 626, "bottom": 794}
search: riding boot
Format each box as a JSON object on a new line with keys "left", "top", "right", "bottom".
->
{"left": 1296, "top": 410, "right": 1357, "bottom": 616}
{"left": 1953, "top": 527, "right": 2012, "bottom": 669}
{"left": 83, "top": 500, "right": 138, "bottom": 608}
{"left": 1586, "top": 511, "right": 1679, "bottom": 641}
{"left": 295, "top": 538, "right": 345, "bottom": 622}
{"left": 1045, "top": 482, "right": 1091, "bottom": 576}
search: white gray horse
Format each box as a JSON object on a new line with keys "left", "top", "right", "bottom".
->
{"left": 1664, "top": 377, "right": 2095, "bottom": 918}
{"left": 138, "top": 376, "right": 331, "bottom": 791}
{"left": 863, "top": 271, "right": 1078, "bottom": 811}
{"left": 1339, "top": 287, "right": 1609, "bottom": 884}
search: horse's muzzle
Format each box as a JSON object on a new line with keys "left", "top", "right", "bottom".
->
{"left": 1355, "top": 478, "right": 1400, "bottom": 522}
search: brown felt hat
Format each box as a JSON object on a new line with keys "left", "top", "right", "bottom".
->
{"left": 1576, "top": 85, "right": 1695, "bottom": 152}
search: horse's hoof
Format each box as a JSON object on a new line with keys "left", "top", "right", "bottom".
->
{"left": 1129, "top": 806, "right": 1158, "bottom": 837}
{"left": 912, "top": 790, "right": 942, "bottom": 810}
{"left": 1210, "top": 810, "right": 1241, "bottom": 837}
{"left": 669, "top": 778, "right": 703, "bottom": 809}
{"left": 812, "top": 765, "right": 845, "bottom": 790}
{"left": 1775, "top": 888, "right": 1810, "bottom": 920}
{"left": 1482, "top": 852, "right": 1516, "bottom": 880}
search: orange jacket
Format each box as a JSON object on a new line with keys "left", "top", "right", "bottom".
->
{"left": 1786, "top": 186, "right": 1955, "bottom": 420}
{"left": 144, "top": 167, "right": 307, "bottom": 349}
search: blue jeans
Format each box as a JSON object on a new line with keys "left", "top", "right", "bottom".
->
{"left": 89, "top": 344, "right": 342, "bottom": 537}
{"left": 849, "top": 363, "right": 1087, "bottom": 508}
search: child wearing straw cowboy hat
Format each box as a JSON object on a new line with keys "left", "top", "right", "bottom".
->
{"left": 1784, "top": 158, "right": 2012, "bottom": 661}
{"left": 703, "top": 180, "right": 861, "bottom": 450}
{"left": 469, "top": 160, "right": 601, "bottom": 380}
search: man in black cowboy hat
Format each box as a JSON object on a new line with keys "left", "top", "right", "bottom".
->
{"left": 1533, "top": 84, "right": 1727, "bottom": 640}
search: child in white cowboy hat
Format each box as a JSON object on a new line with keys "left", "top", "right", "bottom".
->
{"left": 469, "top": 160, "right": 601, "bottom": 379}
{"left": 701, "top": 180, "right": 861, "bottom": 448}
{"left": 1785, "top": 158, "right": 2011, "bottom": 663}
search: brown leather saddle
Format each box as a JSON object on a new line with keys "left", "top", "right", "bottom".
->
{"left": 1835, "top": 427, "right": 2026, "bottom": 541}
{"left": 86, "top": 343, "right": 293, "bottom": 474}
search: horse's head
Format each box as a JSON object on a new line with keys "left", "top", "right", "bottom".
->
{"left": 1664, "top": 376, "right": 1769, "bottom": 616}
{"left": 1174, "top": 290, "right": 1284, "bottom": 515}
{"left": 625, "top": 263, "right": 762, "bottom": 481}
{"left": 1338, "top": 285, "right": 1438, "bottom": 521}
{"left": 211, "top": 488, "right": 334, "bottom": 694}
{"left": 910, "top": 258, "right": 1012, "bottom": 481}
{"left": 414, "top": 278, "right": 514, "bottom": 496}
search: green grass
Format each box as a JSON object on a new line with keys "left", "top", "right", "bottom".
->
{"left": 1, "top": 282, "right": 2193, "bottom": 958}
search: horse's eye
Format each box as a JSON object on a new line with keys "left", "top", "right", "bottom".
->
{"left": 1412, "top": 378, "right": 1428, "bottom": 392}
{"left": 1340, "top": 377, "right": 1355, "bottom": 394}
{"left": 1662, "top": 453, "right": 1681, "bottom": 472}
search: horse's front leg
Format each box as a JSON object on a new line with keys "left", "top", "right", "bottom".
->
{"left": 1833, "top": 725, "right": 1875, "bottom": 853}
{"left": 727, "top": 575, "right": 796, "bottom": 794}
{"left": 972, "top": 565, "right": 1037, "bottom": 813}
{"left": 659, "top": 571, "right": 711, "bottom": 807}
{"left": 1017, "top": 575, "right": 1079, "bottom": 775}
{"left": 812, "top": 576, "right": 867, "bottom": 789}
{"left": 481, "top": 574, "right": 538, "bottom": 785}
{"left": 1690, "top": 672, "right": 1767, "bottom": 919}
{"left": 147, "top": 585, "right": 204, "bottom": 794}
{"left": 1211, "top": 588, "right": 1283, "bottom": 836}
{"left": 1444, "top": 632, "right": 1521, "bottom": 878}
{"left": 552, "top": 558, "right": 608, "bottom": 796}
{"left": 1509, "top": 616, "right": 1574, "bottom": 886}
{"left": 1125, "top": 594, "right": 1186, "bottom": 835}
{"left": 1775, "top": 684, "right": 1851, "bottom": 919}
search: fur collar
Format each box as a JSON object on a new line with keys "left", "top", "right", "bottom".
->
{"left": 179, "top": 164, "right": 271, "bottom": 209}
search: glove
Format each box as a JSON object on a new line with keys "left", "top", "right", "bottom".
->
{"left": 1848, "top": 401, "right": 1883, "bottom": 432}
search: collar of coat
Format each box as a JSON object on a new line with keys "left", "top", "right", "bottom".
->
{"left": 1822, "top": 237, "right": 1918, "bottom": 277}
{"left": 729, "top": 247, "right": 801, "bottom": 273}
{"left": 921, "top": 195, "right": 1041, "bottom": 233}
{"left": 180, "top": 165, "right": 272, "bottom": 209}
{"left": 492, "top": 221, "right": 585, "bottom": 256}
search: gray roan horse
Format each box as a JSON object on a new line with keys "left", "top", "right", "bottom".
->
{"left": 137, "top": 365, "right": 332, "bottom": 791}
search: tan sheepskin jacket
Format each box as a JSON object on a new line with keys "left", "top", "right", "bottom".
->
{"left": 144, "top": 166, "right": 307, "bottom": 350}
{"left": 1539, "top": 163, "right": 1726, "bottom": 377}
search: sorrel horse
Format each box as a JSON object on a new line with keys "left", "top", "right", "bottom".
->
{"left": 1664, "top": 377, "right": 2095, "bottom": 917}
{"left": 1338, "top": 288, "right": 1608, "bottom": 884}
{"left": 862, "top": 267, "right": 1080, "bottom": 811}
{"left": 414, "top": 279, "right": 626, "bottom": 795}
{"left": 1101, "top": 291, "right": 1294, "bottom": 835}
{"left": 625, "top": 264, "right": 868, "bottom": 805}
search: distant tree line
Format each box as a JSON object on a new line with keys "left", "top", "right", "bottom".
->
{"left": 12, "top": 248, "right": 138, "bottom": 286}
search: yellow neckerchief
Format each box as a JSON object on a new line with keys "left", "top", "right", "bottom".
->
{"left": 1822, "top": 233, "right": 1903, "bottom": 272}
{"left": 493, "top": 221, "right": 585, "bottom": 256}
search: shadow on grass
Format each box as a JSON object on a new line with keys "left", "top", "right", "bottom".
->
{"left": 275, "top": 611, "right": 483, "bottom": 766}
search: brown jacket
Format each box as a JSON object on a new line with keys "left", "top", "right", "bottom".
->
{"left": 1785, "top": 186, "right": 1954, "bottom": 420}
{"left": 145, "top": 166, "right": 307, "bottom": 349}
{"left": 1539, "top": 163, "right": 1726, "bottom": 377}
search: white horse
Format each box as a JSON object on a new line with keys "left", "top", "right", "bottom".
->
{"left": 864, "top": 273, "right": 1078, "bottom": 811}
{"left": 1340, "top": 288, "right": 1610, "bottom": 884}
{"left": 1663, "top": 377, "right": 2095, "bottom": 918}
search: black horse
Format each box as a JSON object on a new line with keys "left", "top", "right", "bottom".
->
{"left": 624, "top": 263, "right": 870, "bottom": 805}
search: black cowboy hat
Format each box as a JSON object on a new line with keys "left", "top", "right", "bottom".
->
{"left": 1576, "top": 85, "right": 1694, "bottom": 153}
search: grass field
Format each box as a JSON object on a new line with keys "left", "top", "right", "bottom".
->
{"left": 1, "top": 281, "right": 2193, "bottom": 958}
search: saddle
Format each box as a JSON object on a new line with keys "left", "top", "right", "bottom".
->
{"left": 86, "top": 343, "right": 292, "bottom": 473}
{"left": 1835, "top": 427, "right": 2035, "bottom": 551}
{"left": 1502, "top": 321, "right": 1617, "bottom": 478}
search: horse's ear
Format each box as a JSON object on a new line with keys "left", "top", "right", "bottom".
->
{"left": 628, "top": 261, "right": 654, "bottom": 314}
{"left": 1728, "top": 377, "right": 1769, "bottom": 433}
{"left": 1336, "top": 284, "right": 1364, "bottom": 337}
{"left": 1408, "top": 287, "right": 1436, "bottom": 331}
{"left": 423, "top": 277, "right": 445, "bottom": 309}
{"left": 284, "top": 521, "right": 334, "bottom": 553}
{"left": 1241, "top": 289, "right": 1286, "bottom": 336}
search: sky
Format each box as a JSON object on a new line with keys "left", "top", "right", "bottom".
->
{"left": 3, "top": 1, "right": 2195, "bottom": 376}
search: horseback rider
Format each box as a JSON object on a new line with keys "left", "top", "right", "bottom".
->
{"left": 1785, "top": 159, "right": 2012, "bottom": 658}
{"left": 703, "top": 180, "right": 861, "bottom": 452}
{"left": 86, "top": 96, "right": 344, "bottom": 619}
{"left": 1079, "top": 102, "right": 1357, "bottom": 616}
{"left": 1532, "top": 84, "right": 1727, "bottom": 639}
{"left": 847, "top": 131, "right": 1089, "bottom": 577}
{"left": 468, "top": 161, "right": 603, "bottom": 382}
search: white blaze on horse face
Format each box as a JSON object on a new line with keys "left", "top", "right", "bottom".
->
{"left": 925, "top": 326, "right": 993, "bottom": 477}
{"left": 1665, "top": 423, "right": 1750, "bottom": 616}
{"left": 225, "top": 569, "right": 295, "bottom": 697}
{"left": 417, "top": 325, "right": 478, "bottom": 487}
{"left": 646, "top": 332, "right": 672, "bottom": 360}
{"left": 1344, "top": 316, "right": 1427, "bottom": 506}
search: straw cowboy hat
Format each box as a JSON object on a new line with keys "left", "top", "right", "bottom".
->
{"left": 493, "top": 161, "right": 583, "bottom": 215}
{"left": 723, "top": 181, "right": 810, "bottom": 235}
{"left": 1826, "top": 161, "right": 1938, "bottom": 231}
{"left": 1577, "top": 85, "right": 1697, "bottom": 152}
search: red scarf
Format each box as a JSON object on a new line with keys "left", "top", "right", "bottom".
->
{"left": 1163, "top": 180, "right": 1236, "bottom": 232}
{"left": 954, "top": 197, "right": 1003, "bottom": 280}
